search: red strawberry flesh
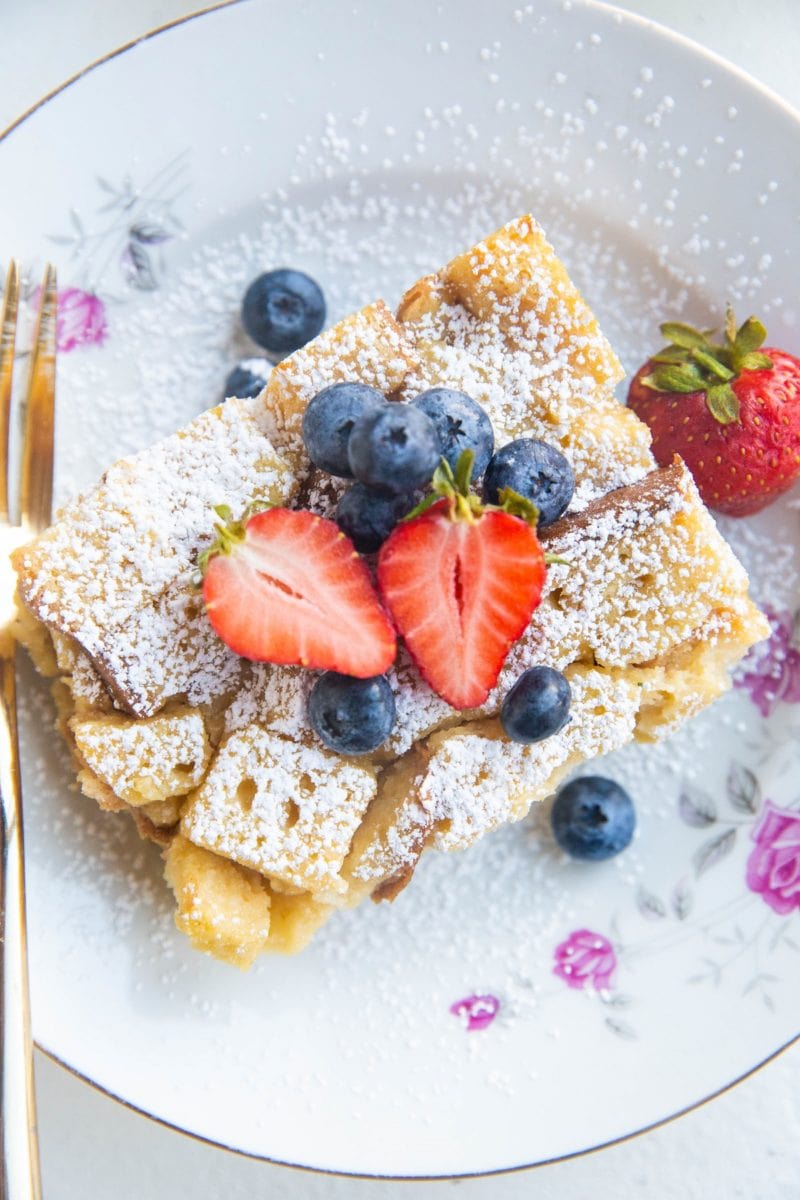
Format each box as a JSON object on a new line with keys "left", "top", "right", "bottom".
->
{"left": 377, "top": 500, "right": 546, "bottom": 709}
{"left": 203, "top": 508, "right": 396, "bottom": 676}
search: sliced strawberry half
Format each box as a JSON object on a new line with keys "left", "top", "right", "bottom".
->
{"left": 377, "top": 455, "right": 547, "bottom": 709}
{"left": 201, "top": 506, "right": 396, "bottom": 676}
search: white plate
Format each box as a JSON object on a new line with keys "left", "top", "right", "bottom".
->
{"left": 2, "top": 0, "right": 799, "bottom": 1178}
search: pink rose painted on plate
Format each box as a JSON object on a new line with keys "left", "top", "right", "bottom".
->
{"left": 745, "top": 801, "right": 800, "bottom": 916}
{"left": 54, "top": 287, "right": 107, "bottom": 352}
{"left": 449, "top": 994, "right": 500, "bottom": 1031}
{"left": 554, "top": 929, "right": 616, "bottom": 991}
{"left": 735, "top": 607, "right": 800, "bottom": 717}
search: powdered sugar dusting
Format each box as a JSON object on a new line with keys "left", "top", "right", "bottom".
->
{"left": 513, "top": 463, "right": 753, "bottom": 672}
{"left": 17, "top": 396, "right": 297, "bottom": 716}
{"left": 71, "top": 710, "right": 210, "bottom": 807}
{"left": 183, "top": 726, "right": 376, "bottom": 896}
{"left": 18, "top": 221, "right": 767, "bottom": 950}
{"left": 395, "top": 216, "right": 655, "bottom": 508}
{"left": 10, "top": 0, "right": 800, "bottom": 1170}
{"left": 424, "top": 670, "right": 640, "bottom": 851}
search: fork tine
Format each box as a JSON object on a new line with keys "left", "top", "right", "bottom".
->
{"left": 0, "top": 260, "right": 20, "bottom": 524}
{"left": 19, "top": 264, "right": 57, "bottom": 534}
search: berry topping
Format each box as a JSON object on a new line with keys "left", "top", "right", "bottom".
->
{"left": 201, "top": 506, "right": 396, "bottom": 677}
{"left": 550, "top": 776, "right": 635, "bottom": 861}
{"left": 483, "top": 438, "right": 575, "bottom": 527}
{"left": 241, "top": 268, "right": 325, "bottom": 357}
{"left": 411, "top": 387, "right": 494, "bottom": 477}
{"left": 377, "top": 453, "right": 547, "bottom": 709}
{"left": 308, "top": 671, "right": 396, "bottom": 755}
{"left": 302, "top": 382, "right": 385, "bottom": 477}
{"left": 500, "top": 666, "right": 571, "bottom": 744}
{"left": 336, "top": 483, "right": 415, "bottom": 554}
{"left": 223, "top": 358, "right": 271, "bottom": 401}
{"left": 627, "top": 308, "right": 800, "bottom": 516}
{"left": 348, "top": 403, "right": 441, "bottom": 496}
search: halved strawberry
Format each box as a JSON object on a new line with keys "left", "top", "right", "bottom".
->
{"left": 377, "top": 454, "right": 546, "bottom": 709}
{"left": 201, "top": 506, "right": 396, "bottom": 676}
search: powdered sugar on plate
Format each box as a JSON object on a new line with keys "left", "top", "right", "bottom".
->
{"left": 8, "top": 0, "right": 800, "bottom": 1175}
{"left": 24, "top": 148, "right": 798, "bottom": 1035}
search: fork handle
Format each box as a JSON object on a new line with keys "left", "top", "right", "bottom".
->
{"left": 0, "top": 649, "right": 41, "bottom": 1200}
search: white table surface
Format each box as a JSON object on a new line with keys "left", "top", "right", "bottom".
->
{"left": 2, "top": 2, "right": 799, "bottom": 1197}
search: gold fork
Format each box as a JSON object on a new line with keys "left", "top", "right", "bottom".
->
{"left": 0, "top": 261, "right": 57, "bottom": 1200}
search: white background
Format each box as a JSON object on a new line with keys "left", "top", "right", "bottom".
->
{"left": 2, "top": 2, "right": 799, "bottom": 1197}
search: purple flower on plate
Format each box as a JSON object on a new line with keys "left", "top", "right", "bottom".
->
{"left": 54, "top": 287, "right": 107, "bottom": 352}
{"left": 735, "top": 607, "right": 800, "bottom": 718}
{"left": 554, "top": 929, "right": 616, "bottom": 991}
{"left": 449, "top": 994, "right": 500, "bottom": 1031}
{"left": 745, "top": 800, "right": 800, "bottom": 916}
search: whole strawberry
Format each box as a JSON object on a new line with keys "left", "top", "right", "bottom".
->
{"left": 628, "top": 308, "right": 800, "bottom": 516}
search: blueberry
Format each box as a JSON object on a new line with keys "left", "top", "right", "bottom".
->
{"left": 336, "top": 483, "right": 415, "bottom": 553}
{"left": 550, "top": 776, "right": 635, "bottom": 861}
{"left": 302, "top": 382, "right": 385, "bottom": 477}
{"left": 501, "top": 666, "right": 571, "bottom": 744}
{"left": 483, "top": 438, "right": 575, "bottom": 526}
{"left": 308, "top": 671, "right": 396, "bottom": 755}
{"left": 411, "top": 388, "right": 494, "bottom": 476}
{"left": 241, "top": 268, "right": 325, "bottom": 357}
{"left": 347, "top": 404, "right": 440, "bottom": 495}
{"left": 223, "top": 358, "right": 272, "bottom": 401}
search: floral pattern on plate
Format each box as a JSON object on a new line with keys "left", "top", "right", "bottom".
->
{"left": 746, "top": 802, "right": 800, "bottom": 916}
{"left": 553, "top": 930, "right": 617, "bottom": 992}
{"left": 735, "top": 606, "right": 800, "bottom": 717}
{"left": 54, "top": 287, "right": 107, "bottom": 352}
{"left": 453, "top": 740, "right": 800, "bottom": 1035}
{"left": 8, "top": 5, "right": 800, "bottom": 1164}
{"left": 47, "top": 152, "right": 188, "bottom": 296}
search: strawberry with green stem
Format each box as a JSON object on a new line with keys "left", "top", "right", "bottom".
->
{"left": 201, "top": 505, "right": 396, "bottom": 676}
{"left": 377, "top": 451, "right": 548, "bottom": 709}
{"left": 628, "top": 307, "right": 800, "bottom": 516}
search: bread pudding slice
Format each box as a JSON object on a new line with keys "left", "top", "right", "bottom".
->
{"left": 12, "top": 216, "right": 767, "bottom": 966}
